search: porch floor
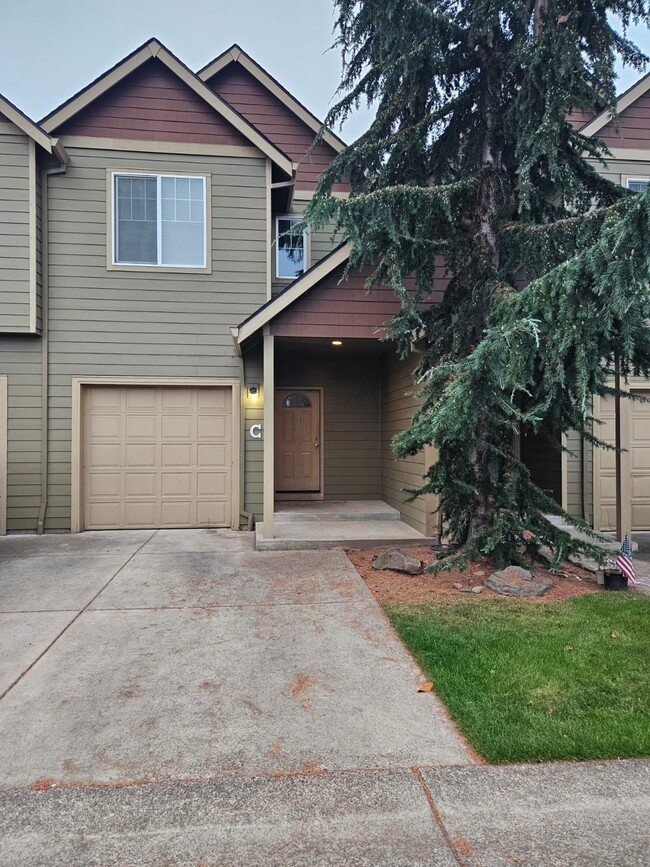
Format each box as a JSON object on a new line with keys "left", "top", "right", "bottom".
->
{"left": 256, "top": 500, "right": 437, "bottom": 551}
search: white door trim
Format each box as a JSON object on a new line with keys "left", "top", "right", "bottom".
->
{"left": 71, "top": 377, "right": 241, "bottom": 533}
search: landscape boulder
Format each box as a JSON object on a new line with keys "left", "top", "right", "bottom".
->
{"left": 485, "top": 565, "right": 552, "bottom": 598}
{"left": 371, "top": 547, "right": 422, "bottom": 575}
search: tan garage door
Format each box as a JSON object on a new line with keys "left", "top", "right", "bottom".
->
{"left": 83, "top": 385, "right": 232, "bottom": 530}
{"left": 598, "top": 390, "right": 650, "bottom": 531}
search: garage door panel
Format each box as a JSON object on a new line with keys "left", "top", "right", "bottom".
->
{"left": 161, "top": 415, "right": 193, "bottom": 438}
{"left": 198, "top": 443, "right": 228, "bottom": 467}
{"left": 631, "top": 447, "right": 650, "bottom": 469}
{"left": 86, "top": 502, "right": 121, "bottom": 529}
{"left": 125, "top": 501, "right": 158, "bottom": 527}
{"left": 126, "top": 443, "right": 157, "bottom": 467}
{"left": 83, "top": 385, "right": 233, "bottom": 530}
{"left": 125, "top": 415, "right": 157, "bottom": 438}
{"left": 197, "top": 500, "right": 227, "bottom": 526}
{"left": 125, "top": 388, "right": 156, "bottom": 410}
{"left": 125, "top": 473, "right": 157, "bottom": 497}
{"left": 197, "top": 472, "right": 228, "bottom": 496}
{"left": 198, "top": 415, "right": 227, "bottom": 439}
{"left": 87, "top": 473, "right": 120, "bottom": 498}
{"left": 87, "top": 415, "right": 120, "bottom": 438}
{"left": 88, "top": 444, "right": 121, "bottom": 468}
{"left": 161, "top": 473, "right": 192, "bottom": 496}
{"left": 161, "top": 388, "right": 193, "bottom": 410}
{"left": 161, "top": 443, "right": 193, "bottom": 467}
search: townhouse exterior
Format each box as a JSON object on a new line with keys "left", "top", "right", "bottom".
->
{"left": 0, "top": 38, "right": 648, "bottom": 543}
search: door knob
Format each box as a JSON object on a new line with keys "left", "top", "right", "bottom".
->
{"left": 314, "top": 435, "right": 320, "bottom": 449}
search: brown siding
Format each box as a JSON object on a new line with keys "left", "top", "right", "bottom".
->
{"left": 275, "top": 349, "right": 381, "bottom": 500}
{"left": 567, "top": 109, "right": 595, "bottom": 129}
{"left": 598, "top": 91, "right": 650, "bottom": 148}
{"left": 56, "top": 59, "right": 250, "bottom": 147}
{"left": 206, "top": 64, "right": 348, "bottom": 192}
{"left": 271, "top": 264, "right": 444, "bottom": 339}
{"left": 381, "top": 352, "right": 428, "bottom": 534}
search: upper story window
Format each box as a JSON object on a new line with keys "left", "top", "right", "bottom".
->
{"left": 112, "top": 173, "right": 208, "bottom": 269}
{"left": 276, "top": 216, "right": 305, "bottom": 279}
{"left": 626, "top": 178, "right": 649, "bottom": 193}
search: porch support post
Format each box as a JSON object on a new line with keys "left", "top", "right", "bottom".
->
{"left": 615, "top": 359, "right": 632, "bottom": 542}
{"left": 263, "top": 328, "right": 275, "bottom": 540}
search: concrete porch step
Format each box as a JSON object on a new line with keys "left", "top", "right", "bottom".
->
{"left": 274, "top": 500, "right": 402, "bottom": 523}
{"left": 255, "top": 520, "right": 436, "bottom": 551}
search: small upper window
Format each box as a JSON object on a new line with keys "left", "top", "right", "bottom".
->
{"left": 113, "top": 173, "right": 206, "bottom": 268}
{"left": 276, "top": 217, "right": 305, "bottom": 279}
{"left": 626, "top": 178, "right": 649, "bottom": 193}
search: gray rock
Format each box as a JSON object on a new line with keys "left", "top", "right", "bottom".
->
{"left": 485, "top": 565, "right": 553, "bottom": 598}
{"left": 452, "top": 583, "right": 463, "bottom": 590}
{"left": 371, "top": 547, "right": 422, "bottom": 575}
{"left": 471, "top": 585, "right": 484, "bottom": 594}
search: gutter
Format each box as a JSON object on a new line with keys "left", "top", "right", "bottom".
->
{"left": 37, "top": 158, "right": 68, "bottom": 534}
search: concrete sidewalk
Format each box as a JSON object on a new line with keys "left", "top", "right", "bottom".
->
{"left": 0, "top": 529, "right": 648, "bottom": 865}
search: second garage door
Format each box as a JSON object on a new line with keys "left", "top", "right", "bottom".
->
{"left": 83, "top": 385, "right": 233, "bottom": 530}
{"left": 598, "top": 389, "right": 650, "bottom": 531}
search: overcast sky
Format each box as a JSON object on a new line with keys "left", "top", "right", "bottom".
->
{"left": 0, "top": 0, "right": 649, "bottom": 144}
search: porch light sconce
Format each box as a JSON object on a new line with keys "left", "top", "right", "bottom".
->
{"left": 247, "top": 384, "right": 260, "bottom": 400}
{"left": 332, "top": 340, "right": 343, "bottom": 347}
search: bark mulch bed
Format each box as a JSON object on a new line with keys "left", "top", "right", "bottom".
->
{"left": 347, "top": 545, "right": 601, "bottom": 606}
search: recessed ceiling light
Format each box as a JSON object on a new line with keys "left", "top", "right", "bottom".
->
{"left": 332, "top": 340, "right": 342, "bottom": 346}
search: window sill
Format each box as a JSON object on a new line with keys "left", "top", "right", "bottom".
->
{"left": 107, "top": 262, "right": 213, "bottom": 275}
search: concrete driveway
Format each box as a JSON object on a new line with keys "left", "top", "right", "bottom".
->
{"left": 1, "top": 529, "right": 648, "bottom": 865}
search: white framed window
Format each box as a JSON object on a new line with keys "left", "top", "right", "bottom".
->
{"left": 626, "top": 177, "right": 649, "bottom": 193}
{"left": 112, "top": 172, "right": 208, "bottom": 269}
{"left": 276, "top": 216, "right": 306, "bottom": 279}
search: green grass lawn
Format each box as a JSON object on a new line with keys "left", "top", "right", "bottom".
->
{"left": 386, "top": 593, "right": 650, "bottom": 763}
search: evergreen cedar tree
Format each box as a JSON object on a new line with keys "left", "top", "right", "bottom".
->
{"left": 302, "top": 0, "right": 650, "bottom": 571}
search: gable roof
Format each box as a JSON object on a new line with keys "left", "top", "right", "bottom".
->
{"left": 578, "top": 69, "right": 650, "bottom": 138}
{"left": 198, "top": 44, "right": 346, "bottom": 155}
{"left": 0, "top": 92, "right": 57, "bottom": 153}
{"left": 40, "top": 38, "right": 294, "bottom": 176}
{"left": 235, "top": 242, "right": 352, "bottom": 344}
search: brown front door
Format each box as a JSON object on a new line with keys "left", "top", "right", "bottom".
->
{"left": 275, "top": 389, "right": 321, "bottom": 493}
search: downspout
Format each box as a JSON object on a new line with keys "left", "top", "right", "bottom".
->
{"left": 37, "top": 155, "right": 68, "bottom": 533}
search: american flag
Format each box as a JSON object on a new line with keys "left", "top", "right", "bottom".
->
{"left": 615, "top": 535, "right": 637, "bottom": 585}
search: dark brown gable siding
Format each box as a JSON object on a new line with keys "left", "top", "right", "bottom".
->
{"left": 56, "top": 59, "right": 250, "bottom": 146}
{"left": 206, "top": 64, "right": 349, "bottom": 191}
{"left": 567, "top": 109, "right": 594, "bottom": 129}
{"left": 598, "top": 91, "right": 650, "bottom": 148}
{"left": 270, "top": 264, "right": 444, "bottom": 338}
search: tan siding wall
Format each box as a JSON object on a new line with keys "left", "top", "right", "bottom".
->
{"left": 565, "top": 429, "right": 591, "bottom": 521}
{"left": 243, "top": 347, "right": 264, "bottom": 520}
{"left": 0, "top": 337, "right": 42, "bottom": 530}
{"left": 588, "top": 155, "right": 650, "bottom": 186}
{"left": 0, "top": 132, "right": 31, "bottom": 332}
{"left": 380, "top": 352, "right": 427, "bottom": 534}
{"left": 275, "top": 349, "right": 381, "bottom": 500}
{"left": 44, "top": 147, "right": 267, "bottom": 529}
